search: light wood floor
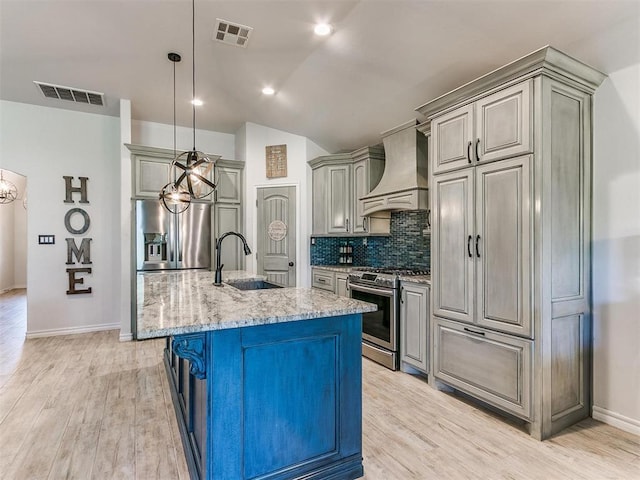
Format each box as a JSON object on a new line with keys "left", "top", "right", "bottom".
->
{"left": 1, "top": 289, "right": 638, "bottom": 479}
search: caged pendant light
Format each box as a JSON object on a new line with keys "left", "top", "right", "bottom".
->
{"left": 160, "top": 0, "right": 218, "bottom": 214}
{"left": 160, "top": 52, "right": 191, "bottom": 214}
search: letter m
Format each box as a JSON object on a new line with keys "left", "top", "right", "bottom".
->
{"left": 66, "top": 238, "right": 92, "bottom": 265}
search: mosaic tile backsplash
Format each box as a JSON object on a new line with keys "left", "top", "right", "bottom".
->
{"left": 310, "top": 210, "right": 430, "bottom": 269}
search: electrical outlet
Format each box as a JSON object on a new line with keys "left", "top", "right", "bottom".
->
{"left": 310, "top": 237, "right": 316, "bottom": 246}
{"left": 362, "top": 237, "right": 367, "bottom": 246}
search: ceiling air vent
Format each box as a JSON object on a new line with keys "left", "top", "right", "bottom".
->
{"left": 213, "top": 18, "right": 253, "bottom": 47}
{"left": 34, "top": 81, "right": 105, "bottom": 106}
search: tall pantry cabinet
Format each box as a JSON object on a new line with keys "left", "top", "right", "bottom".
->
{"left": 417, "top": 46, "right": 606, "bottom": 440}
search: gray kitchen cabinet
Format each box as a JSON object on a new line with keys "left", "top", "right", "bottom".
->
{"left": 127, "top": 144, "right": 216, "bottom": 199}
{"left": 419, "top": 46, "right": 605, "bottom": 440}
{"left": 327, "top": 164, "right": 352, "bottom": 234}
{"left": 400, "top": 282, "right": 430, "bottom": 374}
{"left": 309, "top": 147, "right": 385, "bottom": 236}
{"left": 433, "top": 316, "right": 532, "bottom": 420}
{"left": 311, "top": 268, "right": 350, "bottom": 297}
{"left": 213, "top": 159, "right": 244, "bottom": 271}
{"left": 335, "top": 273, "right": 349, "bottom": 297}
{"left": 352, "top": 147, "right": 386, "bottom": 233}
{"left": 311, "top": 267, "right": 335, "bottom": 292}
{"left": 214, "top": 165, "right": 242, "bottom": 204}
{"left": 429, "top": 80, "right": 532, "bottom": 175}
{"left": 432, "top": 156, "right": 531, "bottom": 337}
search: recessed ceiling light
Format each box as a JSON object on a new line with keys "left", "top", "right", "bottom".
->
{"left": 191, "top": 98, "right": 203, "bottom": 106}
{"left": 262, "top": 87, "right": 275, "bottom": 95}
{"left": 314, "top": 23, "right": 332, "bottom": 36}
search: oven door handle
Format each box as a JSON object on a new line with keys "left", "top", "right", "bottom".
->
{"left": 348, "top": 283, "right": 396, "bottom": 298}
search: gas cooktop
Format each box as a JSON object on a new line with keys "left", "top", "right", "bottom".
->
{"left": 348, "top": 267, "right": 430, "bottom": 289}
{"left": 351, "top": 267, "right": 431, "bottom": 276}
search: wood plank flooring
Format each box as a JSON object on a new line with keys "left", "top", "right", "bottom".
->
{"left": 1, "top": 289, "right": 638, "bottom": 479}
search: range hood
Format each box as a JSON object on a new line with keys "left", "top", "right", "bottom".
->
{"left": 361, "top": 120, "right": 428, "bottom": 215}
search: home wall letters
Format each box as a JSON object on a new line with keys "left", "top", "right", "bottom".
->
{"left": 63, "top": 176, "right": 93, "bottom": 295}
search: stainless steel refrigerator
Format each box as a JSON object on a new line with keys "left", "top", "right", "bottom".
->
{"left": 136, "top": 199, "right": 211, "bottom": 271}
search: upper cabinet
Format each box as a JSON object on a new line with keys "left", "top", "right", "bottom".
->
{"left": 309, "top": 146, "right": 385, "bottom": 236}
{"left": 430, "top": 80, "right": 532, "bottom": 175}
{"left": 127, "top": 144, "right": 216, "bottom": 200}
{"left": 214, "top": 163, "right": 243, "bottom": 204}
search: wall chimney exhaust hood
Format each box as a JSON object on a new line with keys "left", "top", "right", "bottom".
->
{"left": 360, "top": 120, "right": 428, "bottom": 215}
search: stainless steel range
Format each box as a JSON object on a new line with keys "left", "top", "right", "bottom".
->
{"left": 348, "top": 267, "right": 430, "bottom": 370}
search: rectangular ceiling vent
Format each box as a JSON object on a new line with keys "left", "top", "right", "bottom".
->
{"left": 34, "top": 81, "right": 105, "bottom": 106}
{"left": 214, "top": 18, "right": 253, "bottom": 48}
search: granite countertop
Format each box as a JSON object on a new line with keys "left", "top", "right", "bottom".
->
{"left": 136, "top": 270, "right": 377, "bottom": 339}
{"left": 398, "top": 274, "right": 431, "bottom": 285}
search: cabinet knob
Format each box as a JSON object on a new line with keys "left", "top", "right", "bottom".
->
{"left": 288, "top": 261, "right": 294, "bottom": 267}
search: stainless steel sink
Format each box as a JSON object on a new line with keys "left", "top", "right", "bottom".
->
{"left": 225, "top": 280, "right": 283, "bottom": 290}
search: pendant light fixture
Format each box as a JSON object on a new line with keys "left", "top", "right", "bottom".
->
{"left": 160, "top": 0, "right": 217, "bottom": 214}
{"left": 160, "top": 52, "right": 191, "bottom": 214}
{"left": 0, "top": 170, "right": 18, "bottom": 205}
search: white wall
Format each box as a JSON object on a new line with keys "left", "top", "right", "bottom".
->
{"left": 132, "top": 120, "right": 236, "bottom": 160}
{"left": 238, "top": 122, "right": 328, "bottom": 287}
{"left": 592, "top": 62, "right": 640, "bottom": 435}
{"left": 0, "top": 100, "right": 120, "bottom": 337}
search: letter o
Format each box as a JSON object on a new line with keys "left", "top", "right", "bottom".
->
{"left": 64, "top": 208, "right": 90, "bottom": 235}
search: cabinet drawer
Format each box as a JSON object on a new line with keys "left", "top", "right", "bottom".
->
{"left": 434, "top": 317, "right": 532, "bottom": 419}
{"left": 311, "top": 269, "right": 335, "bottom": 292}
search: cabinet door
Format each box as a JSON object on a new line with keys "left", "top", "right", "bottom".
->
{"left": 311, "top": 167, "right": 328, "bottom": 235}
{"left": 215, "top": 166, "right": 242, "bottom": 204}
{"left": 475, "top": 156, "right": 532, "bottom": 337}
{"left": 214, "top": 204, "right": 243, "bottom": 271}
{"left": 432, "top": 169, "right": 474, "bottom": 324}
{"left": 431, "top": 104, "right": 474, "bottom": 174}
{"left": 400, "top": 283, "right": 430, "bottom": 373}
{"left": 475, "top": 80, "right": 532, "bottom": 164}
{"left": 352, "top": 160, "right": 369, "bottom": 233}
{"left": 135, "top": 157, "right": 171, "bottom": 198}
{"left": 335, "top": 273, "right": 349, "bottom": 297}
{"left": 327, "top": 165, "right": 351, "bottom": 234}
{"left": 433, "top": 317, "right": 532, "bottom": 420}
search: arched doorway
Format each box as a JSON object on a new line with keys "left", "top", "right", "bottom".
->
{"left": 0, "top": 169, "right": 27, "bottom": 336}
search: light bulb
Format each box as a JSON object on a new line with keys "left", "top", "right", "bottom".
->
{"left": 314, "top": 23, "right": 332, "bottom": 36}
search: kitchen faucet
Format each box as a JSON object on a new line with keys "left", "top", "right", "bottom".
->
{"left": 214, "top": 231, "right": 252, "bottom": 285}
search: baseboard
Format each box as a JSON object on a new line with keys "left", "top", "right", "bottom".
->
{"left": 26, "top": 323, "right": 120, "bottom": 339}
{"left": 119, "top": 332, "right": 133, "bottom": 342}
{"left": 592, "top": 405, "right": 640, "bottom": 436}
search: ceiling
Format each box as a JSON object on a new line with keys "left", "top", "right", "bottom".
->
{"left": 1, "top": 0, "right": 639, "bottom": 153}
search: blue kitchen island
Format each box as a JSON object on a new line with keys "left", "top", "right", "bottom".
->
{"left": 137, "top": 270, "right": 376, "bottom": 480}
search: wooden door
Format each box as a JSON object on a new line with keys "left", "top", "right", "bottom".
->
{"left": 475, "top": 156, "right": 532, "bottom": 337}
{"left": 256, "top": 186, "right": 297, "bottom": 287}
{"left": 431, "top": 104, "right": 474, "bottom": 174}
{"left": 475, "top": 80, "right": 532, "bottom": 164}
{"left": 326, "top": 165, "right": 351, "bottom": 234}
{"left": 432, "top": 169, "right": 474, "bottom": 324}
